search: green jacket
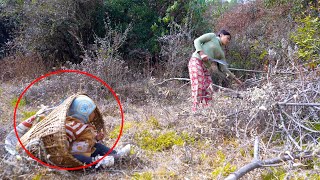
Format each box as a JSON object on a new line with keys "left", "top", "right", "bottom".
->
{"left": 192, "top": 33, "right": 235, "bottom": 79}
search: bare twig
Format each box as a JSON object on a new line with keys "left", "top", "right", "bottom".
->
{"left": 154, "top": 78, "right": 243, "bottom": 99}
{"left": 266, "top": 112, "right": 278, "bottom": 148}
{"left": 253, "top": 136, "right": 259, "bottom": 161}
{"left": 280, "top": 109, "right": 320, "bottom": 133}
{"left": 278, "top": 106, "right": 302, "bottom": 150}
{"left": 228, "top": 68, "right": 299, "bottom": 75}
{"left": 277, "top": 102, "right": 320, "bottom": 106}
{"left": 210, "top": 83, "right": 239, "bottom": 94}
{"left": 228, "top": 68, "right": 266, "bottom": 73}
{"left": 154, "top": 78, "right": 190, "bottom": 86}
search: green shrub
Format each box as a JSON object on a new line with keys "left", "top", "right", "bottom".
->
{"left": 264, "top": 0, "right": 296, "bottom": 7}
{"left": 261, "top": 167, "right": 286, "bottom": 180}
{"left": 32, "top": 173, "right": 42, "bottom": 180}
{"left": 156, "top": 169, "right": 177, "bottom": 179}
{"left": 22, "top": 111, "right": 36, "bottom": 120}
{"left": 212, "top": 163, "right": 237, "bottom": 179}
{"left": 215, "top": 150, "right": 226, "bottom": 164}
{"left": 210, "top": 150, "right": 236, "bottom": 178}
{"left": 11, "top": 96, "right": 26, "bottom": 108}
{"left": 109, "top": 122, "right": 133, "bottom": 139}
{"left": 309, "top": 173, "right": 320, "bottom": 180}
{"left": 291, "top": 16, "right": 320, "bottom": 66}
{"left": 147, "top": 116, "right": 160, "bottom": 129}
{"left": 1, "top": 0, "right": 106, "bottom": 64}
{"left": 239, "top": 148, "right": 246, "bottom": 157}
{"left": 135, "top": 130, "right": 184, "bottom": 152}
{"left": 181, "top": 131, "right": 196, "bottom": 145}
{"left": 132, "top": 172, "right": 153, "bottom": 180}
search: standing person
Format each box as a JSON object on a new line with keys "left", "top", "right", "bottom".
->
{"left": 188, "top": 30, "right": 242, "bottom": 111}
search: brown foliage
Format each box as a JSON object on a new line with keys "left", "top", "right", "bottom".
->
{"left": 216, "top": 1, "right": 292, "bottom": 35}
{"left": 216, "top": 2, "right": 266, "bottom": 33}
{"left": 0, "top": 53, "right": 46, "bottom": 82}
{"left": 211, "top": 1, "right": 298, "bottom": 81}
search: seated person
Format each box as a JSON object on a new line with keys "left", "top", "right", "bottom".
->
{"left": 5, "top": 95, "right": 130, "bottom": 169}
{"left": 66, "top": 95, "right": 130, "bottom": 168}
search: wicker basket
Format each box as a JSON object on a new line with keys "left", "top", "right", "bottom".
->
{"left": 17, "top": 94, "right": 106, "bottom": 168}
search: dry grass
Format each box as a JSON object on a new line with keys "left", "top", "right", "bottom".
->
{"left": 1, "top": 65, "right": 320, "bottom": 179}
{"left": 0, "top": 53, "right": 47, "bottom": 83}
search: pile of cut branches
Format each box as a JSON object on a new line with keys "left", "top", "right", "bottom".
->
{"left": 211, "top": 67, "right": 320, "bottom": 179}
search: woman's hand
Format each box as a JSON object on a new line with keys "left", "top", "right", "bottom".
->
{"left": 96, "top": 130, "right": 105, "bottom": 141}
{"left": 199, "top": 51, "right": 208, "bottom": 61}
{"left": 235, "top": 78, "right": 243, "bottom": 86}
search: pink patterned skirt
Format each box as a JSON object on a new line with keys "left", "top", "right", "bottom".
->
{"left": 188, "top": 57, "right": 213, "bottom": 111}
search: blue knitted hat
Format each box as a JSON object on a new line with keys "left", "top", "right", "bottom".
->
{"left": 67, "top": 95, "right": 96, "bottom": 123}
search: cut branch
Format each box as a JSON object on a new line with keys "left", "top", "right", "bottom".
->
{"left": 154, "top": 78, "right": 241, "bottom": 96}
{"left": 210, "top": 83, "right": 239, "bottom": 94}
{"left": 154, "top": 78, "right": 190, "bottom": 85}
{"left": 253, "top": 136, "right": 259, "bottom": 160}
{"left": 228, "top": 68, "right": 266, "bottom": 73}
{"left": 277, "top": 102, "right": 320, "bottom": 107}
{"left": 225, "top": 135, "right": 317, "bottom": 180}
{"left": 225, "top": 151, "right": 316, "bottom": 180}
{"left": 228, "top": 68, "right": 300, "bottom": 75}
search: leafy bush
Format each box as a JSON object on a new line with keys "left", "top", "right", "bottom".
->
{"left": 291, "top": 16, "right": 320, "bottom": 66}
{"left": 211, "top": 163, "right": 237, "bottom": 179}
{"left": 264, "top": 0, "right": 318, "bottom": 16}
{"left": 1, "top": 0, "right": 105, "bottom": 65}
{"left": 11, "top": 96, "right": 26, "bottom": 108}
{"left": 22, "top": 111, "right": 36, "bottom": 120}
{"left": 18, "top": 19, "right": 131, "bottom": 107}
{"left": 211, "top": 150, "right": 237, "bottom": 178}
{"left": 135, "top": 130, "right": 184, "bottom": 151}
{"left": 109, "top": 122, "right": 133, "bottom": 139}
{"left": 147, "top": 116, "right": 161, "bottom": 129}
{"left": 261, "top": 167, "right": 287, "bottom": 180}
{"left": 0, "top": 10, "right": 15, "bottom": 58}
{"left": 132, "top": 172, "right": 153, "bottom": 180}
{"left": 104, "top": 0, "right": 160, "bottom": 53}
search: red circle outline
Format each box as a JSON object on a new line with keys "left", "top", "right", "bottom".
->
{"left": 13, "top": 69, "right": 124, "bottom": 170}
